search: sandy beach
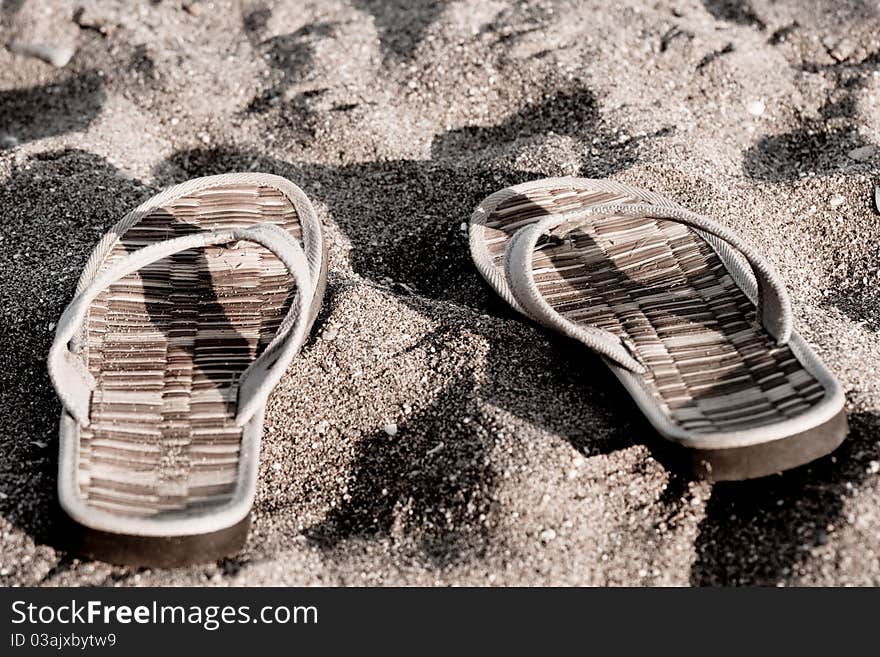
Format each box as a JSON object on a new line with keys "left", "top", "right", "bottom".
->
{"left": 1, "top": 0, "right": 879, "bottom": 586}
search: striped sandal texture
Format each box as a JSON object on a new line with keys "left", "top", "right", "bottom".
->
{"left": 48, "top": 173, "right": 327, "bottom": 566}
{"left": 470, "top": 178, "right": 847, "bottom": 481}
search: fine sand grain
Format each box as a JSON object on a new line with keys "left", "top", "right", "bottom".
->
{"left": 1, "top": 0, "right": 878, "bottom": 586}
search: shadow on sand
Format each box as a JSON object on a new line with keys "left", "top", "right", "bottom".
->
{"left": 743, "top": 50, "right": 879, "bottom": 182}
{"left": 690, "top": 411, "right": 878, "bottom": 585}
{"left": 0, "top": 72, "right": 105, "bottom": 148}
{"left": 0, "top": 150, "right": 150, "bottom": 551}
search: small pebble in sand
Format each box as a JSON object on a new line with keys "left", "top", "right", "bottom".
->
{"left": 73, "top": 7, "right": 114, "bottom": 36}
{"left": 847, "top": 145, "right": 876, "bottom": 161}
{"left": 272, "top": 462, "right": 281, "bottom": 471}
{"left": 183, "top": 1, "right": 204, "bottom": 17}
{"left": 383, "top": 422, "right": 398, "bottom": 436}
{"left": 7, "top": 42, "right": 76, "bottom": 68}
{"left": 539, "top": 528, "right": 557, "bottom": 543}
{"left": 426, "top": 441, "right": 444, "bottom": 456}
{"left": 874, "top": 187, "right": 880, "bottom": 215}
{"left": 825, "top": 37, "right": 855, "bottom": 63}
{"left": 829, "top": 195, "right": 845, "bottom": 208}
{"left": 746, "top": 99, "right": 765, "bottom": 117}
{"left": 868, "top": 461, "right": 879, "bottom": 474}
{"left": 0, "top": 134, "right": 19, "bottom": 149}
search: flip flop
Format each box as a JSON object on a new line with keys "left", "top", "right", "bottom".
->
{"left": 48, "top": 173, "right": 327, "bottom": 566}
{"left": 470, "top": 177, "right": 847, "bottom": 481}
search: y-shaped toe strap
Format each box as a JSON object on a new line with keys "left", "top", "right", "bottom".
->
{"left": 504, "top": 202, "right": 793, "bottom": 373}
{"left": 48, "top": 223, "right": 314, "bottom": 427}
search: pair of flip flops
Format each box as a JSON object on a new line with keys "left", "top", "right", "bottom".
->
{"left": 49, "top": 174, "right": 847, "bottom": 566}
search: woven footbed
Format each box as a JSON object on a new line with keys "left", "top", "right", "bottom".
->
{"left": 483, "top": 184, "right": 825, "bottom": 435}
{"left": 78, "top": 185, "right": 300, "bottom": 518}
